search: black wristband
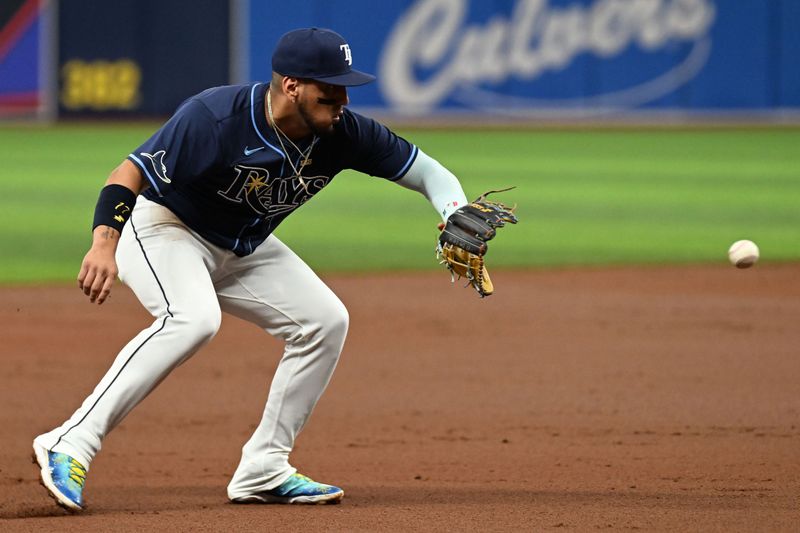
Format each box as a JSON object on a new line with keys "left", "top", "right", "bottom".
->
{"left": 92, "top": 184, "right": 137, "bottom": 232}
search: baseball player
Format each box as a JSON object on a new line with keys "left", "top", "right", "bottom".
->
{"left": 33, "top": 27, "right": 514, "bottom": 512}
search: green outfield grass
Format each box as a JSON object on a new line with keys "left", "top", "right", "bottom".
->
{"left": 1, "top": 124, "right": 798, "bottom": 283}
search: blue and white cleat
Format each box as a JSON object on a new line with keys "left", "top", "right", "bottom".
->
{"left": 32, "top": 441, "right": 87, "bottom": 512}
{"left": 231, "top": 473, "right": 344, "bottom": 505}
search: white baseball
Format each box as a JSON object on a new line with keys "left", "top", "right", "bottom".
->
{"left": 728, "top": 240, "right": 759, "bottom": 268}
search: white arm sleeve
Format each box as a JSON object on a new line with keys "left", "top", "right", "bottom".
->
{"left": 396, "top": 148, "right": 469, "bottom": 221}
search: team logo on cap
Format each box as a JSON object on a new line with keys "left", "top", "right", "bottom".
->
{"left": 340, "top": 44, "right": 352, "bottom": 66}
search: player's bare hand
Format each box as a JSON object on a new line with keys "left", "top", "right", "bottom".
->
{"left": 78, "top": 226, "right": 121, "bottom": 305}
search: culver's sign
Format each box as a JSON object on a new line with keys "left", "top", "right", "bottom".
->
{"left": 379, "top": 0, "right": 716, "bottom": 114}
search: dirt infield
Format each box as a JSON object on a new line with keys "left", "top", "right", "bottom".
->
{"left": 1, "top": 265, "right": 798, "bottom": 531}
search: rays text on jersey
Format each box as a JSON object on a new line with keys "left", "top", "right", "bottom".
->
{"left": 217, "top": 164, "right": 331, "bottom": 219}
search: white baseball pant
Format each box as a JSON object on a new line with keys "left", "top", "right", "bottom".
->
{"left": 34, "top": 196, "right": 349, "bottom": 498}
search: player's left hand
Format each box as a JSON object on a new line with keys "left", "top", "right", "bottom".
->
{"left": 437, "top": 189, "right": 518, "bottom": 297}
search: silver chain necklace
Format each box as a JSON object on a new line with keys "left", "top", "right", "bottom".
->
{"left": 267, "top": 90, "right": 317, "bottom": 192}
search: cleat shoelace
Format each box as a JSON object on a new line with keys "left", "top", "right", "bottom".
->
{"left": 67, "top": 459, "right": 87, "bottom": 487}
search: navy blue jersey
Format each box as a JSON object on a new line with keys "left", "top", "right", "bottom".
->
{"left": 128, "top": 83, "right": 418, "bottom": 256}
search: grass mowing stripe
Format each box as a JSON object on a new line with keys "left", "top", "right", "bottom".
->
{"left": 0, "top": 125, "right": 798, "bottom": 282}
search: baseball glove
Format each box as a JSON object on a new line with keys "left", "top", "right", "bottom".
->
{"left": 436, "top": 188, "right": 518, "bottom": 297}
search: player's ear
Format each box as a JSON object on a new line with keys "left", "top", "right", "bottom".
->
{"left": 282, "top": 76, "right": 301, "bottom": 102}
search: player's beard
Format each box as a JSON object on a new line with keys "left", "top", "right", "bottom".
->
{"left": 298, "top": 101, "right": 337, "bottom": 137}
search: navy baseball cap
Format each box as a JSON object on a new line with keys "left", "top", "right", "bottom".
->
{"left": 271, "top": 28, "right": 376, "bottom": 87}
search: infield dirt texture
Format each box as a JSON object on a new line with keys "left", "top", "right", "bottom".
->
{"left": 1, "top": 265, "right": 799, "bottom": 531}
